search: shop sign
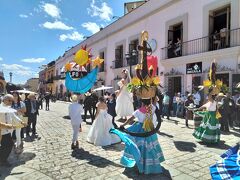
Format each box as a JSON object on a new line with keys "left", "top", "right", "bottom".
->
{"left": 186, "top": 62, "right": 202, "bottom": 74}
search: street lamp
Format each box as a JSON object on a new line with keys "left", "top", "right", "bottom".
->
{"left": 9, "top": 72, "right": 12, "bottom": 83}
{"left": 125, "top": 49, "right": 138, "bottom": 78}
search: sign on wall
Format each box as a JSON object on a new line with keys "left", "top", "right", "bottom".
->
{"left": 186, "top": 62, "right": 202, "bottom": 74}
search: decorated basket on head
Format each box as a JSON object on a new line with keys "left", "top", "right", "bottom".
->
{"left": 113, "top": 31, "right": 161, "bottom": 137}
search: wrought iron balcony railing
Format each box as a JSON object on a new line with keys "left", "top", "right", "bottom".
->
{"left": 112, "top": 59, "right": 124, "bottom": 69}
{"left": 161, "top": 28, "right": 240, "bottom": 60}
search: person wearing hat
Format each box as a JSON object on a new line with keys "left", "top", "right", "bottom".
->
{"left": 0, "top": 94, "right": 20, "bottom": 167}
{"left": 184, "top": 94, "right": 194, "bottom": 127}
{"left": 69, "top": 94, "right": 84, "bottom": 149}
{"left": 25, "top": 93, "right": 39, "bottom": 137}
{"left": 193, "top": 92, "right": 220, "bottom": 144}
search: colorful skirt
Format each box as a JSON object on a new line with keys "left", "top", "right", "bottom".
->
{"left": 210, "top": 143, "right": 240, "bottom": 179}
{"left": 121, "top": 122, "right": 165, "bottom": 174}
{"left": 193, "top": 111, "right": 220, "bottom": 143}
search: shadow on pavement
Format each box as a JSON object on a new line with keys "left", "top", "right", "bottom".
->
{"left": 71, "top": 148, "right": 122, "bottom": 168}
{"left": 202, "top": 140, "right": 232, "bottom": 150}
{"left": 122, "top": 166, "right": 172, "bottom": 180}
{"left": 0, "top": 152, "right": 36, "bottom": 179}
{"left": 158, "top": 132, "right": 174, "bottom": 138}
{"left": 102, "top": 142, "right": 125, "bottom": 152}
{"left": 63, "top": 115, "right": 70, "bottom": 119}
{"left": 174, "top": 141, "right": 196, "bottom": 152}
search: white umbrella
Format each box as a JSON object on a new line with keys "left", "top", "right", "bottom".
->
{"left": 93, "top": 86, "right": 113, "bottom": 91}
{"left": 0, "top": 106, "right": 17, "bottom": 113}
{"left": 15, "top": 90, "right": 37, "bottom": 94}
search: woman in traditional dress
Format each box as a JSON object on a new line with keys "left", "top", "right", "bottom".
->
{"left": 193, "top": 92, "right": 220, "bottom": 144}
{"left": 115, "top": 69, "right": 134, "bottom": 120}
{"left": 120, "top": 98, "right": 165, "bottom": 174}
{"left": 87, "top": 97, "right": 120, "bottom": 146}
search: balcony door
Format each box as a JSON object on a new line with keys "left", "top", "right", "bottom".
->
{"left": 115, "top": 45, "right": 123, "bottom": 68}
{"left": 167, "top": 23, "right": 183, "bottom": 58}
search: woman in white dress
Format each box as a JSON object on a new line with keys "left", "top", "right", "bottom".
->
{"left": 87, "top": 97, "right": 120, "bottom": 146}
{"left": 115, "top": 69, "right": 134, "bottom": 120}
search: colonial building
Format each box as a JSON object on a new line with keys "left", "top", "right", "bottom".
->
{"left": 51, "top": 0, "right": 240, "bottom": 97}
{"left": 45, "top": 61, "right": 56, "bottom": 94}
{"left": 25, "top": 78, "right": 39, "bottom": 92}
{"left": 0, "top": 71, "right": 6, "bottom": 94}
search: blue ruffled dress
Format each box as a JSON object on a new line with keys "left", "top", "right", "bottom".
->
{"left": 118, "top": 108, "right": 165, "bottom": 174}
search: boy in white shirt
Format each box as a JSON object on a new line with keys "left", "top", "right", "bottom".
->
{"left": 69, "top": 95, "right": 84, "bottom": 150}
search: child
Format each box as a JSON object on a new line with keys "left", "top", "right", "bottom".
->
{"left": 69, "top": 95, "right": 84, "bottom": 149}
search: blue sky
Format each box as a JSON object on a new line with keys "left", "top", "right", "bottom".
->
{"left": 0, "top": 0, "right": 139, "bottom": 84}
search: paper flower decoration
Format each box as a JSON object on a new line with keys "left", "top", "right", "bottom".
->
{"left": 65, "top": 63, "right": 72, "bottom": 72}
{"left": 92, "top": 56, "right": 104, "bottom": 68}
{"left": 216, "top": 79, "right": 223, "bottom": 88}
{"left": 144, "top": 77, "right": 153, "bottom": 86}
{"left": 131, "top": 77, "right": 141, "bottom": 86}
{"left": 203, "top": 79, "right": 212, "bottom": 87}
{"left": 153, "top": 76, "right": 160, "bottom": 85}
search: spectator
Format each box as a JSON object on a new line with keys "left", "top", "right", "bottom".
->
{"left": 174, "top": 38, "right": 182, "bottom": 56}
{"left": 176, "top": 92, "right": 183, "bottom": 117}
{"left": 172, "top": 93, "right": 177, "bottom": 116}
{"left": 83, "top": 92, "right": 94, "bottom": 123}
{"left": 0, "top": 94, "right": 21, "bottom": 167}
{"left": 11, "top": 92, "right": 26, "bottom": 154}
{"left": 44, "top": 93, "right": 51, "bottom": 111}
{"left": 69, "top": 95, "right": 84, "bottom": 150}
{"left": 184, "top": 94, "right": 194, "bottom": 127}
{"left": 162, "top": 92, "right": 170, "bottom": 119}
{"left": 193, "top": 88, "right": 201, "bottom": 108}
{"left": 107, "top": 93, "right": 117, "bottom": 123}
{"left": 37, "top": 94, "right": 43, "bottom": 110}
{"left": 25, "top": 93, "right": 39, "bottom": 137}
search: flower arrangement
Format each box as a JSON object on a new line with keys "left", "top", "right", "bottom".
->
{"left": 127, "top": 65, "right": 160, "bottom": 98}
{"left": 203, "top": 61, "right": 224, "bottom": 95}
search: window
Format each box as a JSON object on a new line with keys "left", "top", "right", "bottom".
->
{"left": 114, "top": 45, "right": 123, "bottom": 68}
{"left": 209, "top": 5, "right": 231, "bottom": 50}
{"left": 99, "top": 51, "right": 105, "bottom": 72}
{"left": 129, "top": 39, "right": 139, "bottom": 65}
{"left": 167, "top": 23, "right": 183, "bottom": 58}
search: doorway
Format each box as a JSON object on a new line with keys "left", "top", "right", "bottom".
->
{"left": 168, "top": 23, "right": 183, "bottom": 58}
{"left": 216, "top": 73, "right": 229, "bottom": 91}
{"left": 167, "top": 76, "right": 182, "bottom": 98}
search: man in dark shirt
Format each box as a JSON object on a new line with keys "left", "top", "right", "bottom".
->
{"left": 44, "top": 93, "right": 51, "bottom": 111}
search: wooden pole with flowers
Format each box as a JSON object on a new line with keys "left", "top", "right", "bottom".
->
{"left": 115, "top": 30, "right": 162, "bottom": 137}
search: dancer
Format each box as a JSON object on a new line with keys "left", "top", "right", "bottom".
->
{"left": 119, "top": 98, "right": 165, "bottom": 174}
{"left": 115, "top": 69, "right": 134, "bottom": 120}
{"left": 87, "top": 97, "right": 120, "bottom": 146}
{"left": 193, "top": 91, "right": 220, "bottom": 143}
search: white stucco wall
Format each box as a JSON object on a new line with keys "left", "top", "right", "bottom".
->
{"left": 56, "top": 0, "right": 240, "bottom": 93}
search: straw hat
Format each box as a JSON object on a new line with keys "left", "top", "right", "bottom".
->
{"left": 85, "top": 92, "right": 92, "bottom": 96}
{"left": 70, "top": 95, "right": 78, "bottom": 102}
{"left": 27, "top": 93, "right": 36, "bottom": 99}
{"left": 218, "top": 92, "right": 225, "bottom": 97}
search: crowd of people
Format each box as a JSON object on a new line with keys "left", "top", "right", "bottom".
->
{"left": 0, "top": 92, "right": 40, "bottom": 167}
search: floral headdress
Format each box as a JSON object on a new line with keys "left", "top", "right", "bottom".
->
{"left": 203, "top": 61, "right": 223, "bottom": 95}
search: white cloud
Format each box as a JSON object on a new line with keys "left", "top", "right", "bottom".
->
{"left": 82, "top": 22, "right": 100, "bottom": 34}
{"left": 1, "top": 64, "right": 34, "bottom": 76}
{"left": 59, "top": 31, "right": 84, "bottom": 41}
{"left": 21, "top": 58, "right": 46, "bottom": 63}
{"left": 0, "top": 57, "right": 3, "bottom": 61}
{"left": 42, "top": 3, "right": 61, "bottom": 18}
{"left": 42, "top": 21, "right": 73, "bottom": 30}
{"left": 87, "top": 0, "right": 113, "bottom": 22}
{"left": 19, "top": 14, "right": 28, "bottom": 18}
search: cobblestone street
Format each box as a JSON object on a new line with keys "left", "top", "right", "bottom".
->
{"left": 1, "top": 101, "right": 239, "bottom": 180}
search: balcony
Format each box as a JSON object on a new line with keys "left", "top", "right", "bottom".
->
{"left": 53, "top": 75, "right": 61, "bottom": 80}
{"left": 46, "top": 78, "right": 53, "bottom": 84}
{"left": 161, "top": 28, "right": 240, "bottom": 60}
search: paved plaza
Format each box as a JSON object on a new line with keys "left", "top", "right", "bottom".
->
{"left": 0, "top": 101, "right": 239, "bottom": 180}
